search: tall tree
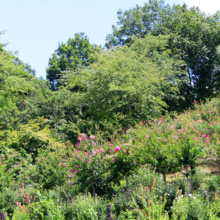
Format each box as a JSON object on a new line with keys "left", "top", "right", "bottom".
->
{"left": 46, "top": 33, "right": 101, "bottom": 90}
{"left": 65, "top": 35, "right": 185, "bottom": 127}
{"left": 106, "top": 1, "right": 220, "bottom": 107}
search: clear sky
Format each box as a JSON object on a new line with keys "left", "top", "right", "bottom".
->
{"left": 0, "top": 0, "right": 219, "bottom": 79}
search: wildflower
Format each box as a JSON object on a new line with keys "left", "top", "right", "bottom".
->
{"left": 68, "top": 175, "right": 71, "bottom": 178}
{"left": 123, "top": 149, "right": 127, "bottom": 154}
{"left": 202, "top": 134, "right": 206, "bottom": 138}
{"left": 71, "top": 183, "right": 74, "bottom": 186}
{"left": 90, "top": 135, "right": 95, "bottom": 140}
{"left": 164, "top": 139, "right": 167, "bottom": 142}
{"left": 114, "top": 146, "right": 120, "bottom": 151}
{"left": 100, "top": 148, "right": 104, "bottom": 153}
{"left": 215, "top": 111, "right": 217, "bottom": 114}
{"left": 82, "top": 134, "right": 86, "bottom": 138}
{"left": 208, "top": 111, "right": 210, "bottom": 114}
{"left": 145, "top": 135, "right": 149, "bottom": 138}
{"left": 77, "top": 155, "right": 82, "bottom": 159}
{"left": 92, "top": 150, "right": 96, "bottom": 156}
{"left": 112, "top": 158, "right": 115, "bottom": 162}
{"left": 92, "top": 141, "right": 97, "bottom": 146}
{"left": 78, "top": 136, "right": 82, "bottom": 141}
{"left": 71, "top": 169, "right": 75, "bottom": 173}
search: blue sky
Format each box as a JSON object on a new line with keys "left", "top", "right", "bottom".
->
{"left": 0, "top": 0, "right": 219, "bottom": 78}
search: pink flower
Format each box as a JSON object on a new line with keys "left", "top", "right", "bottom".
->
{"left": 92, "top": 150, "right": 96, "bottom": 156}
{"left": 77, "top": 155, "right": 82, "bottom": 159}
{"left": 215, "top": 111, "right": 217, "bottom": 114}
{"left": 197, "top": 131, "right": 200, "bottom": 134}
{"left": 71, "top": 183, "right": 74, "bottom": 186}
{"left": 100, "top": 148, "right": 104, "bottom": 153}
{"left": 75, "top": 170, "right": 78, "bottom": 173}
{"left": 90, "top": 135, "right": 95, "bottom": 140}
{"left": 68, "top": 174, "right": 71, "bottom": 178}
{"left": 71, "top": 169, "right": 75, "bottom": 173}
{"left": 114, "top": 146, "right": 120, "bottom": 151}
{"left": 78, "top": 136, "right": 82, "bottom": 141}
{"left": 202, "top": 134, "right": 206, "bottom": 138}
{"left": 92, "top": 141, "right": 97, "bottom": 146}
{"left": 178, "top": 129, "right": 182, "bottom": 132}
{"left": 112, "top": 158, "right": 115, "bottom": 162}
{"left": 123, "top": 149, "right": 127, "bottom": 154}
{"left": 145, "top": 135, "right": 149, "bottom": 138}
{"left": 104, "top": 167, "right": 106, "bottom": 170}
{"left": 208, "top": 111, "right": 210, "bottom": 114}
{"left": 82, "top": 134, "right": 86, "bottom": 138}
{"left": 62, "top": 159, "right": 67, "bottom": 162}
{"left": 164, "top": 139, "right": 167, "bottom": 142}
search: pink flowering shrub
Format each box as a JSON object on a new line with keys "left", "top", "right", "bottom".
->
{"left": 67, "top": 133, "right": 108, "bottom": 198}
{"left": 107, "top": 143, "right": 141, "bottom": 190}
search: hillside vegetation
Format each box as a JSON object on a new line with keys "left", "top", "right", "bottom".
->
{"left": 1, "top": 0, "right": 220, "bottom": 219}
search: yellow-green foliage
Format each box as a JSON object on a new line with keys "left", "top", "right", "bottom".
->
{"left": 2, "top": 117, "right": 63, "bottom": 158}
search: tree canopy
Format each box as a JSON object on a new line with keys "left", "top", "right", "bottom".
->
{"left": 65, "top": 35, "right": 185, "bottom": 127}
{"left": 46, "top": 33, "right": 101, "bottom": 90}
{"left": 106, "top": 0, "right": 220, "bottom": 106}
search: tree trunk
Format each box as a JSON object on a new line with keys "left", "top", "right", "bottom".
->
{"left": 90, "top": 178, "right": 96, "bottom": 202}
{"left": 186, "top": 166, "right": 189, "bottom": 195}
{"left": 107, "top": 203, "right": 112, "bottom": 220}
{"left": 191, "top": 166, "right": 195, "bottom": 194}
{"left": 162, "top": 173, "right": 166, "bottom": 183}
{"left": 191, "top": 172, "right": 193, "bottom": 194}
{"left": 0, "top": 212, "right": 7, "bottom": 220}
{"left": 125, "top": 173, "right": 129, "bottom": 190}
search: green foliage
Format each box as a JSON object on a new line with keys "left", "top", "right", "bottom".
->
{"left": 106, "top": 0, "right": 220, "bottom": 108}
{"left": 172, "top": 193, "right": 220, "bottom": 220}
{"left": 66, "top": 35, "right": 184, "bottom": 127}
{"left": 132, "top": 184, "right": 169, "bottom": 220}
{"left": 65, "top": 194, "right": 106, "bottom": 220}
{"left": 27, "top": 191, "right": 64, "bottom": 220}
{"left": 46, "top": 32, "right": 101, "bottom": 90}
{"left": 2, "top": 118, "right": 61, "bottom": 161}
